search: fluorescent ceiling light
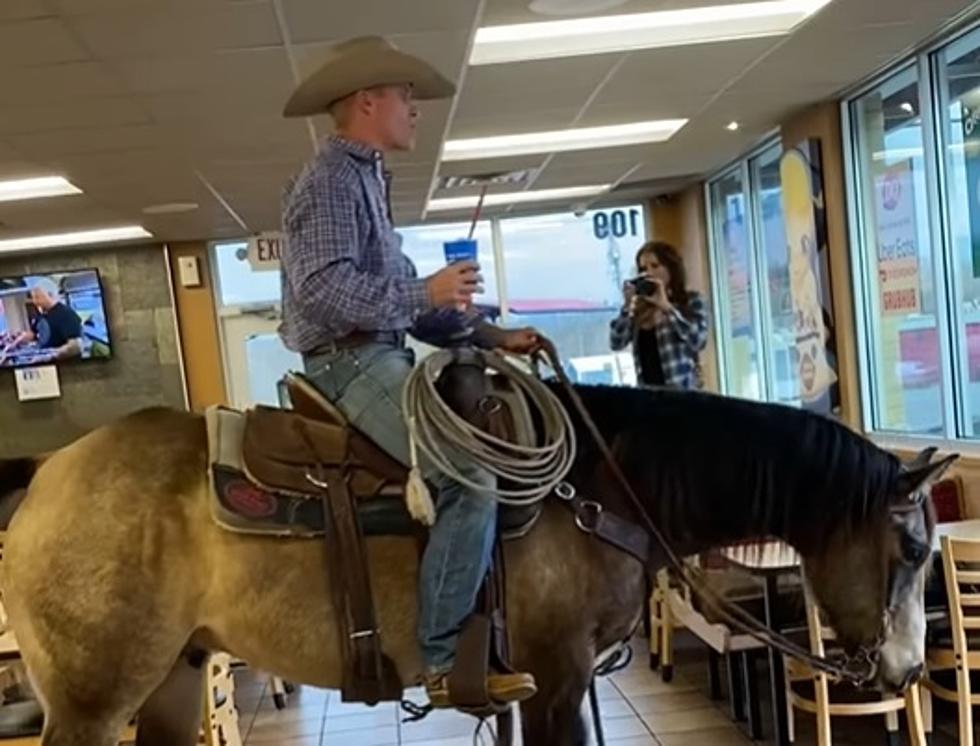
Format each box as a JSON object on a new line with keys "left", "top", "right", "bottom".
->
{"left": 0, "top": 226, "right": 153, "bottom": 255}
{"left": 443, "top": 120, "right": 688, "bottom": 161}
{"left": 471, "top": 0, "right": 834, "bottom": 64}
{"left": 0, "top": 176, "right": 82, "bottom": 203}
{"left": 428, "top": 185, "right": 610, "bottom": 212}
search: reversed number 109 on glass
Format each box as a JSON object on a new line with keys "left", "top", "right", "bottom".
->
{"left": 592, "top": 208, "right": 643, "bottom": 240}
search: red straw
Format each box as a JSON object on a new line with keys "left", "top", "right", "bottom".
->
{"left": 467, "top": 184, "right": 489, "bottom": 240}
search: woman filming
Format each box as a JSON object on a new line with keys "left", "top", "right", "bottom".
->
{"left": 610, "top": 240, "right": 709, "bottom": 389}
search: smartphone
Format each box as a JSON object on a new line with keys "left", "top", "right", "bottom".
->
{"left": 629, "top": 277, "right": 657, "bottom": 296}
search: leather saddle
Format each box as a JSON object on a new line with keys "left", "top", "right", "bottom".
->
{"left": 241, "top": 376, "right": 407, "bottom": 501}
{"left": 221, "top": 364, "right": 539, "bottom": 710}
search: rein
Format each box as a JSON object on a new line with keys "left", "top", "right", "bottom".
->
{"left": 535, "top": 338, "right": 888, "bottom": 687}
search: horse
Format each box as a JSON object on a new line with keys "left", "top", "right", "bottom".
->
{"left": 0, "top": 381, "right": 951, "bottom": 746}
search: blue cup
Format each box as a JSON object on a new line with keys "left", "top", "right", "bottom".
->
{"left": 443, "top": 238, "right": 478, "bottom": 265}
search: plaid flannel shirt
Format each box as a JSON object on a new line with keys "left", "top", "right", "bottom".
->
{"left": 279, "top": 136, "right": 502, "bottom": 353}
{"left": 609, "top": 292, "right": 709, "bottom": 389}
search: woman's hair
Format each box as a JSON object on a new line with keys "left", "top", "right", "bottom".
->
{"left": 635, "top": 241, "right": 691, "bottom": 312}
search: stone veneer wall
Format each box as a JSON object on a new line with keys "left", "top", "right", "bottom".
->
{"left": 0, "top": 244, "right": 186, "bottom": 456}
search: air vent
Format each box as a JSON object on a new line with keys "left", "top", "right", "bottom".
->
{"left": 438, "top": 169, "right": 537, "bottom": 191}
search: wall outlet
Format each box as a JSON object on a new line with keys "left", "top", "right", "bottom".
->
{"left": 178, "top": 256, "right": 201, "bottom": 288}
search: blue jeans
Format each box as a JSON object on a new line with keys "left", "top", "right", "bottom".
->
{"left": 303, "top": 343, "right": 498, "bottom": 674}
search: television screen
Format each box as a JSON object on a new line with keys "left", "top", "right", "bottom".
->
{"left": 0, "top": 269, "right": 112, "bottom": 369}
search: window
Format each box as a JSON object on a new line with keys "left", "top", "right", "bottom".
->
{"left": 399, "top": 221, "right": 497, "bottom": 303}
{"left": 500, "top": 206, "right": 643, "bottom": 385}
{"left": 751, "top": 146, "right": 799, "bottom": 405}
{"left": 213, "top": 241, "right": 281, "bottom": 308}
{"left": 709, "top": 167, "right": 762, "bottom": 400}
{"left": 851, "top": 68, "right": 944, "bottom": 436}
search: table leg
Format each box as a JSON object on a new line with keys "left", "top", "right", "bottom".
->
{"left": 727, "top": 653, "right": 745, "bottom": 722}
{"left": 764, "top": 575, "right": 790, "bottom": 746}
{"left": 742, "top": 651, "right": 763, "bottom": 741}
{"left": 708, "top": 649, "right": 723, "bottom": 700}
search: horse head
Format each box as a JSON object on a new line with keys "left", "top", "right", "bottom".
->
{"left": 802, "top": 448, "right": 956, "bottom": 691}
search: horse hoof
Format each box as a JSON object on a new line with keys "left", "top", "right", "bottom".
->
{"left": 649, "top": 653, "right": 660, "bottom": 671}
{"left": 273, "top": 693, "right": 287, "bottom": 710}
{"left": 661, "top": 665, "right": 674, "bottom": 683}
{"left": 284, "top": 681, "right": 296, "bottom": 694}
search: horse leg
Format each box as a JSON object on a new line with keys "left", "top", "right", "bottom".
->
{"left": 35, "top": 648, "right": 197, "bottom": 746}
{"left": 35, "top": 679, "right": 131, "bottom": 746}
{"left": 520, "top": 659, "right": 592, "bottom": 746}
{"left": 135, "top": 649, "right": 208, "bottom": 746}
{"left": 41, "top": 715, "right": 123, "bottom": 746}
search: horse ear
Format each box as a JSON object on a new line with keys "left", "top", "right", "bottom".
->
{"left": 894, "top": 453, "right": 958, "bottom": 500}
{"left": 903, "top": 446, "right": 938, "bottom": 472}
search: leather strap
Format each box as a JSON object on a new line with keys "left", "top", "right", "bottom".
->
{"left": 321, "top": 470, "right": 380, "bottom": 696}
{"left": 305, "top": 330, "right": 406, "bottom": 356}
{"left": 298, "top": 422, "right": 401, "bottom": 704}
{"left": 447, "top": 613, "right": 493, "bottom": 709}
{"left": 447, "top": 541, "right": 513, "bottom": 712}
{"left": 561, "top": 495, "right": 651, "bottom": 567}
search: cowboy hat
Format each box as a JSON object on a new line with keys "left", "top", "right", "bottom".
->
{"left": 283, "top": 36, "right": 456, "bottom": 118}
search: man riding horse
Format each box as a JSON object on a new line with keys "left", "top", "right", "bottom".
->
{"left": 279, "top": 35, "right": 540, "bottom": 708}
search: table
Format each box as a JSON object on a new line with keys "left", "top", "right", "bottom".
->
{"left": 934, "top": 518, "right": 980, "bottom": 548}
{"left": 721, "top": 542, "right": 800, "bottom": 745}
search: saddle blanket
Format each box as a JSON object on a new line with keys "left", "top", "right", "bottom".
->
{"left": 205, "top": 405, "right": 541, "bottom": 540}
{"left": 205, "top": 406, "right": 418, "bottom": 538}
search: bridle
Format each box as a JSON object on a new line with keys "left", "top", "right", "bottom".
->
{"left": 537, "top": 339, "right": 924, "bottom": 687}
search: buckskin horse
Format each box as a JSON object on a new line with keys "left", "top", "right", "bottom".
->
{"left": 0, "top": 379, "right": 953, "bottom": 746}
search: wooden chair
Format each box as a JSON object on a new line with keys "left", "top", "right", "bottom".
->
{"left": 931, "top": 475, "right": 967, "bottom": 523}
{"left": 203, "top": 653, "right": 243, "bottom": 746}
{"left": 922, "top": 535, "right": 980, "bottom": 745}
{"left": 784, "top": 586, "right": 926, "bottom": 746}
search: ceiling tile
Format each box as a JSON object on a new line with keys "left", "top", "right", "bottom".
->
{"left": 113, "top": 48, "right": 294, "bottom": 98}
{"left": 64, "top": 3, "right": 282, "bottom": 58}
{"left": 0, "top": 0, "right": 55, "bottom": 22}
{"left": 0, "top": 98, "right": 150, "bottom": 136}
{"left": 0, "top": 18, "right": 89, "bottom": 66}
{"left": 597, "top": 38, "right": 779, "bottom": 103}
{"left": 7, "top": 124, "right": 169, "bottom": 157}
{"left": 454, "top": 54, "right": 623, "bottom": 125}
{"left": 282, "top": 0, "right": 481, "bottom": 43}
{"left": 0, "top": 62, "right": 126, "bottom": 106}
{"left": 449, "top": 107, "right": 582, "bottom": 139}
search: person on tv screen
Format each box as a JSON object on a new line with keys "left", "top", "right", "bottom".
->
{"left": 9, "top": 277, "right": 84, "bottom": 362}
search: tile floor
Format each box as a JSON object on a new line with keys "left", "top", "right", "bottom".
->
{"left": 234, "top": 636, "right": 967, "bottom": 745}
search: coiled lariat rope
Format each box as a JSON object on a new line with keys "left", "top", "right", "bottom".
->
{"left": 401, "top": 348, "right": 575, "bottom": 524}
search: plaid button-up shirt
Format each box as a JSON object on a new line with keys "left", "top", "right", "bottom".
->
{"left": 280, "top": 136, "right": 498, "bottom": 353}
{"left": 609, "top": 292, "right": 709, "bottom": 389}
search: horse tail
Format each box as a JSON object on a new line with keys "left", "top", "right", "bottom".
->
{"left": 0, "top": 458, "right": 37, "bottom": 497}
{"left": 0, "top": 456, "right": 46, "bottom": 529}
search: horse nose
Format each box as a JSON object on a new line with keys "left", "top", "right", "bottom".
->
{"left": 899, "top": 664, "right": 924, "bottom": 691}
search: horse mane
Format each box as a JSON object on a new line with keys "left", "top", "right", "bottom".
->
{"left": 551, "top": 383, "right": 902, "bottom": 550}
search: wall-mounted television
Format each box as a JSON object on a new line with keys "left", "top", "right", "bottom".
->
{"left": 0, "top": 269, "right": 112, "bottom": 369}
